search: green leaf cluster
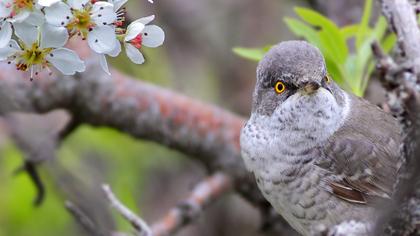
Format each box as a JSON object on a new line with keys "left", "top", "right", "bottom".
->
{"left": 233, "top": 0, "right": 396, "bottom": 96}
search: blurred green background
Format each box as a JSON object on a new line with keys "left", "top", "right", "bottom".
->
{"left": 0, "top": 0, "right": 383, "bottom": 235}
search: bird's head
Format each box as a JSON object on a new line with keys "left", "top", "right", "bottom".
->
{"left": 252, "top": 40, "right": 345, "bottom": 116}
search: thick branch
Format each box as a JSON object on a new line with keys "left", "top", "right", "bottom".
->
{"left": 375, "top": 0, "right": 420, "bottom": 235}
{"left": 380, "top": 0, "right": 420, "bottom": 73}
{"left": 0, "top": 63, "right": 244, "bottom": 174}
{"left": 0, "top": 63, "right": 245, "bottom": 175}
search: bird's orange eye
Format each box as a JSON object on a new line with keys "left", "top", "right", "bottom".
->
{"left": 274, "top": 81, "right": 286, "bottom": 94}
{"left": 325, "top": 75, "right": 331, "bottom": 83}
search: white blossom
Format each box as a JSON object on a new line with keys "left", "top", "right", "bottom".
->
{"left": 44, "top": 0, "right": 118, "bottom": 54}
{"left": 98, "top": 14, "right": 164, "bottom": 74}
{"left": 0, "top": 0, "right": 165, "bottom": 79}
{"left": 123, "top": 15, "right": 164, "bottom": 64}
{"left": 0, "top": 22, "right": 85, "bottom": 80}
{"left": 95, "top": 0, "right": 128, "bottom": 75}
{"left": 0, "top": 0, "right": 46, "bottom": 48}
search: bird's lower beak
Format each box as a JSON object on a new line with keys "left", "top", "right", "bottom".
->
{"left": 303, "top": 82, "right": 320, "bottom": 94}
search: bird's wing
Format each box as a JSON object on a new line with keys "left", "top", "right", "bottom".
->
{"left": 315, "top": 96, "right": 403, "bottom": 204}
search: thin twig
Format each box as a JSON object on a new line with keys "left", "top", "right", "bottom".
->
{"left": 151, "top": 172, "right": 233, "bottom": 236}
{"left": 65, "top": 201, "right": 102, "bottom": 236}
{"left": 371, "top": 41, "right": 398, "bottom": 84}
{"left": 102, "top": 184, "right": 152, "bottom": 236}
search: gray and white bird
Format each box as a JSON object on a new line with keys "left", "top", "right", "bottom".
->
{"left": 240, "top": 41, "right": 402, "bottom": 235}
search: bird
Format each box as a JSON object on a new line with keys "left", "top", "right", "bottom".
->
{"left": 240, "top": 40, "right": 403, "bottom": 235}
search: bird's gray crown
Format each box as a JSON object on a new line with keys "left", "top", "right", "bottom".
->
{"left": 251, "top": 40, "right": 345, "bottom": 116}
{"left": 257, "top": 40, "right": 327, "bottom": 88}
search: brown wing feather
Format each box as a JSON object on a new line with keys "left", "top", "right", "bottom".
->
{"left": 316, "top": 95, "right": 403, "bottom": 204}
{"left": 330, "top": 182, "right": 366, "bottom": 204}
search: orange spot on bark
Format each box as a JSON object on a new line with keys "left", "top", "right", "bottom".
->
{"left": 155, "top": 94, "right": 171, "bottom": 117}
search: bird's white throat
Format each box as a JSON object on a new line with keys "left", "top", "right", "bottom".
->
{"left": 271, "top": 88, "right": 350, "bottom": 149}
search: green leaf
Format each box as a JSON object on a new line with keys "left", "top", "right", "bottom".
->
{"left": 344, "top": 55, "right": 357, "bottom": 88}
{"left": 351, "top": 16, "right": 390, "bottom": 96}
{"left": 382, "top": 33, "right": 397, "bottom": 53}
{"left": 372, "top": 16, "right": 388, "bottom": 41}
{"left": 341, "top": 25, "right": 359, "bottom": 39}
{"left": 294, "top": 7, "right": 348, "bottom": 64}
{"left": 356, "top": 0, "right": 373, "bottom": 50}
{"left": 354, "top": 38, "right": 372, "bottom": 92}
{"left": 318, "top": 31, "right": 345, "bottom": 64}
{"left": 361, "top": 62, "right": 375, "bottom": 93}
{"left": 232, "top": 47, "right": 266, "bottom": 61}
{"left": 325, "top": 57, "right": 344, "bottom": 84}
{"left": 262, "top": 45, "right": 273, "bottom": 52}
{"left": 283, "top": 17, "right": 321, "bottom": 48}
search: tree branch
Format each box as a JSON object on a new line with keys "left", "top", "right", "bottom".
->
{"left": 102, "top": 184, "right": 152, "bottom": 236}
{"left": 373, "top": 0, "right": 420, "bottom": 235}
{"left": 380, "top": 0, "right": 420, "bottom": 73}
{"left": 0, "top": 62, "right": 245, "bottom": 184}
{"left": 151, "top": 172, "right": 232, "bottom": 236}
{"left": 0, "top": 63, "right": 244, "bottom": 175}
{"left": 102, "top": 173, "right": 232, "bottom": 236}
{"left": 65, "top": 201, "right": 103, "bottom": 236}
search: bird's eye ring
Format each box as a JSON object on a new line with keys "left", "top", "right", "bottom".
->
{"left": 325, "top": 75, "right": 331, "bottom": 83}
{"left": 274, "top": 81, "right": 286, "bottom": 94}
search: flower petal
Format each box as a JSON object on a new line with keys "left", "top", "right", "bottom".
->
{"left": 125, "top": 22, "right": 144, "bottom": 42}
{"left": 67, "top": 0, "right": 89, "bottom": 10}
{"left": 107, "top": 41, "right": 121, "bottom": 57}
{"left": 46, "top": 48, "right": 86, "bottom": 75}
{"left": 40, "top": 24, "right": 68, "bottom": 48}
{"left": 141, "top": 25, "right": 165, "bottom": 48}
{"left": 91, "top": 1, "right": 117, "bottom": 25}
{"left": 0, "top": 39, "right": 20, "bottom": 60}
{"left": 132, "top": 15, "right": 155, "bottom": 25}
{"left": 99, "top": 54, "right": 111, "bottom": 75}
{"left": 9, "top": 10, "right": 30, "bottom": 23}
{"left": 37, "top": 0, "right": 61, "bottom": 7}
{"left": 25, "top": 8, "right": 45, "bottom": 26}
{"left": 14, "top": 22, "right": 38, "bottom": 46}
{"left": 44, "top": 1, "right": 72, "bottom": 26}
{"left": 87, "top": 25, "right": 117, "bottom": 54}
{"left": 125, "top": 43, "right": 145, "bottom": 64}
{"left": 110, "top": 0, "right": 128, "bottom": 10}
{"left": 0, "top": 21, "right": 12, "bottom": 48}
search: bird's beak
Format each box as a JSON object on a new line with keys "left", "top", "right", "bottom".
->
{"left": 303, "top": 81, "right": 320, "bottom": 94}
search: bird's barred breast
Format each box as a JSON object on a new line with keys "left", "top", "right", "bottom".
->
{"left": 254, "top": 153, "right": 371, "bottom": 235}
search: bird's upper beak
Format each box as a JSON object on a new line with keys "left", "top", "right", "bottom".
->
{"left": 303, "top": 81, "right": 320, "bottom": 94}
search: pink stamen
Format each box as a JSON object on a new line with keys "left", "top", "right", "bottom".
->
{"left": 130, "top": 34, "right": 143, "bottom": 49}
